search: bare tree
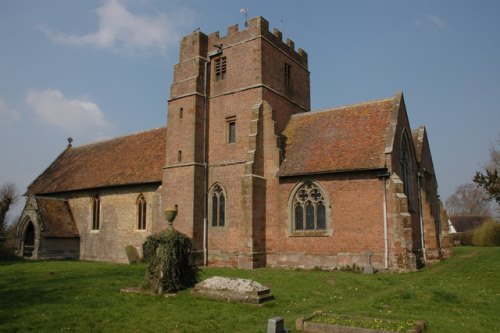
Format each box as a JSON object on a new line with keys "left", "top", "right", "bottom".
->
{"left": 0, "top": 182, "right": 19, "bottom": 236}
{"left": 445, "top": 183, "right": 491, "bottom": 217}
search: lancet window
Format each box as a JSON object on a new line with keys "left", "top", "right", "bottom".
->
{"left": 210, "top": 184, "right": 226, "bottom": 227}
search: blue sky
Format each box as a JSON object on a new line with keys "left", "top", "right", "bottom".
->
{"left": 1, "top": 0, "right": 499, "bottom": 220}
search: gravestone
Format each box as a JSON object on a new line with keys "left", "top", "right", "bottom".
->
{"left": 267, "top": 317, "right": 291, "bottom": 333}
{"left": 192, "top": 276, "right": 274, "bottom": 304}
{"left": 125, "top": 245, "right": 140, "bottom": 264}
{"left": 363, "top": 251, "right": 375, "bottom": 274}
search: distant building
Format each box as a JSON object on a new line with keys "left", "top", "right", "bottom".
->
{"left": 16, "top": 17, "right": 451, "bottom": 271}
{"left": 448, "top": 216, "right": 489, "bottom": 233}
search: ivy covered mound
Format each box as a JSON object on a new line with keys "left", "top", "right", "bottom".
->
{"left": 143, "top": 229, "right": 199, "bottom": 294}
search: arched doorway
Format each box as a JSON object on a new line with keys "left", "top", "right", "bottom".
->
{"left": 23, "top": 221, "right": 35, "bottom": 257}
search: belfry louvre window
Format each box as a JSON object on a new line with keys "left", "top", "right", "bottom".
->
{"left": 137, "top": 195, "right": 147, "bottom": 230}
{"left": 284, "top": 63, "right": 291, "bottom": 87}
{"left": 215, "top": 56, "right": 227, "bottom": 81}
{"left": 292, "top": 182, "right": 326, "bottom": 232}
{"left": 210, "top": 184, "right": 225, "bottom": 227}
{"left": 91, "top": 195, "right": 100, "bottom": 230}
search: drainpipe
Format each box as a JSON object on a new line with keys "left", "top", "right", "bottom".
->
{"left": 202, "top": 45, "right": 223, "bottom": 267}
{"left": 417, "top": 171, "right": 426, "bottom": 263}
{"left": 378, "top": 170, "right": 390, "bottom": 270}
{"left": 202, "top": 58, "right": 209, "bottom": 267}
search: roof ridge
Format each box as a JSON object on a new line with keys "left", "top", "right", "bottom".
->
{"left": 72, "top": 126, "right": 166, "bottom": 150}
{"left": 292, "top": 96, "right": 394, "bottom": 118}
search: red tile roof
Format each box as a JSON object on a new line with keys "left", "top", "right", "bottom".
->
{"left": 36, "top": 197, "right": 79, "bottom": 238}
{"left": 279, "top": 97, "right": 394, "bottom": 176}
{"left": 28, "top": 127, "right": 166, "bottom": 194}
{"left": 449, "top": 216, "right": 489, "bottom": 233}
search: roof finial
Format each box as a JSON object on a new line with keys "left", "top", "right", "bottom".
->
{"left": 67, "top": 137, "right": 73, "bottom": 146}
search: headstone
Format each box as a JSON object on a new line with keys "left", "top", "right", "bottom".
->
{"left": 267, "top": 317, "right": 284, "bottom": 333}
{"left": 267, "top": 317, "right": 290, "bottom": 333}
{"left": 363, "top": 251, "right": 375, "bottom": 274}
{"left": 125, "top": 245, "right": 140, "bottom": 264}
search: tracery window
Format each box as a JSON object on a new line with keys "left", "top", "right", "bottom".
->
{"left": 292, "top": 182, "right": 327, "bottom": 232}
{"left": 137, "top": 195, "right": 147, "bottom": 230}
{"left": 210, "top": 184, "right": 225, "bottom": 227}
{"left": 400, "top": 132, "right": 414, "bottom": 209}
{"left": 91, "top": 195, "right": 100, "bottom": 230}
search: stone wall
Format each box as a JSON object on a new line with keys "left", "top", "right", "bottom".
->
{"left": 39, "top": 238, "right": 79, "bottom": 259}
{"left": 68, "top": 183, "right": 161, "bottom": 263}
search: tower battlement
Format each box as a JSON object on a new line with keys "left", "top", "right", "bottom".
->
{"left": 178, "top": 16, "right": 308, "bottom": 67}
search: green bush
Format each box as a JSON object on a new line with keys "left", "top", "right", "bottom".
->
{"left": 473, "top": 220, "right": 500, "bottom": 246}
{"left": 143, "top": 229, "right": 199, "bottom": 293}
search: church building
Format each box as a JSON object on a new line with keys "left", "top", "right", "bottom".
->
{"left": 16, "top": 17, "right": 452, "bottom": 271}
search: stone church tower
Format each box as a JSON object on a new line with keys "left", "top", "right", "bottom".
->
{"left": 162, "top": 17, "right": 310, "bottom": 268}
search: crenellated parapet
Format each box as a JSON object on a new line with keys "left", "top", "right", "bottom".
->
{"left": 179, "top": 16, "right": 307, "bottom": 68}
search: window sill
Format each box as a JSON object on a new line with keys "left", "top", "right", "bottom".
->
{"left": 290, "top": 230, "right": 331, "bottom": 237}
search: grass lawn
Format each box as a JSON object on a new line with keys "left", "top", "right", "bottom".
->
{"left": 0, "top": 246, "right": 499, "bottom": 333}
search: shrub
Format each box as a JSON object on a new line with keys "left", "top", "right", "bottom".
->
{"left": 143, "top": 229, "right": 199, "bottom": 293}
{"left": 473, "top": 220, "right": 500, "bottom": 246}
{"left": 0, "top": 223, "right": 21, "bottom": 261}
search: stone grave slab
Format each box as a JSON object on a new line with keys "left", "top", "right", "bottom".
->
{"left": 192, "top": 276, "right": 274, "bottom": 304}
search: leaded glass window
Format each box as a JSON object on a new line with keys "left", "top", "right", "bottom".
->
{"left": 400, "top": 132, "right": 414, "bottom": 209}
{"left": 137, "top": 195, "right": 147, "bottom": 230}
{"left": 210, "top": 184, "right": 225, "bottom": 227}
{"left": 91, "top": 195, "right": 100, "bottom": 230}
{"left": 292, "top": 182, "right": 327, "bottom": 232}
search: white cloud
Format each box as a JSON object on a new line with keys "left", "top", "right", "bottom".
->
{"left": 416, "top": 14, "right": 448, "bottom": 30}
{"left": 25, "top": 89, "right": 111, "bottom": 135}
{"left": 41, "top": 0, "right": 193, "bottom": 53}
{"left": 0, "top": 99, "right": 21, "bottom": 123}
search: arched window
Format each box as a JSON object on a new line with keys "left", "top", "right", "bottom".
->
{"left": 91, "top": 195, "right": 100, "bottom": 230}
{"left": 291, "top": 181, "right": 329, "bottom": 233}
{"left": 209, "top": 184, "right": 226, "bottom": 227}
{"left": 400, "top": 132, "right": 414, "bottom": 208}
{"left": 137, "top": 195, "right": 147, "bottom": 230}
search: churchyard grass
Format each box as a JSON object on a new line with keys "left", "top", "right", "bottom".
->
{"left": 0, "top": 246, "right": 498, "bottom": 332}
